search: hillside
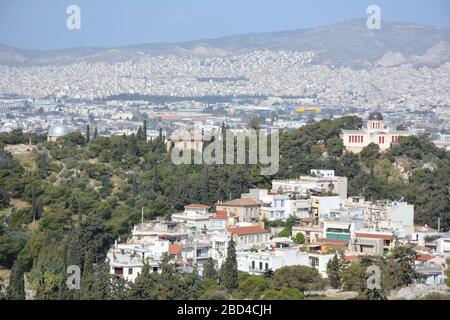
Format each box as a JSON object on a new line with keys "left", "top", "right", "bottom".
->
{"left": 1, "top": 19, "right": 449, "bottom": 67}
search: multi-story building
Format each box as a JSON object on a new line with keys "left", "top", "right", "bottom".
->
{"left": 171, "top": 204, "right": 213, "bottom": 231}
{"left": 228, "top": 226, "right": 270, "bottom": 250}
{"left": 216, "top": 198, "right": 260, "bottom": 223}
{"left": 272, "top": 170, "right": 347, "bottom": 200}
{"left": 321, "top": 207, "right": 365, "bottom": 240}
{"left": 341, "top": 112, "right": 412, "bottom": 153}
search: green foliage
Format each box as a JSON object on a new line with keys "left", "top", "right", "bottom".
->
{"left": 235, "top": 273, "right": 271, "bottom": 299}
{"left": 342, "top": 247, "right": 420, "bottom": 300}
{"left": 128, "top": 263, "right": 157, "bottom": 300}
{"left": 203, "top": 257, "right": 218, "bottom": 281}
{"left": 7, "top": 258, "right": 26, "bottom": 300}
{"left": 272, "top": 265, "right": 324, "bottom": 294}
{"left": 0, "top": 116, "right": 448, "bottom": 300}
{"left": 326, "top": 253, "right": 347, "bottom": 289}
{"left": 0, "top": 225, "right": 30, "bottom": 268}
{"left": 220, "top": 238, "right": 238, "bottom": 293}
{"left": 292, "top": 232, "right": 305, "bottom": 244}
{"left": 261, "top": 287, "right": 304, "bottom": 300}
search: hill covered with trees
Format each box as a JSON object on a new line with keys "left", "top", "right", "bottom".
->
{"left": 0, "top": 116, "right": 449, "bottom": 299}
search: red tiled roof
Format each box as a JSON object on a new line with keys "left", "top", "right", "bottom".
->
{"left": 228, "top": 226, "right": 269, "bottom": 236}
{"left": 185, "top": 204, "right": 210, "bottom": 209}
{"left": 213, "top": 210, "right": 228, "bottom": 220}
{"left": 169, "top": 243, "right": 182, "bottom": 255}
{"left": 218, "top": 198, "right": 259, "bottom": 207}
{"left": 355, "top": 233, "right": 394, "bottom": 241}
{"left": 417, "top": 254, "right": 436, "bottom": 262}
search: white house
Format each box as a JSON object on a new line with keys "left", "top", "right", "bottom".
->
{"left": 171, "top": 204, "right": 213, "bottom": 231}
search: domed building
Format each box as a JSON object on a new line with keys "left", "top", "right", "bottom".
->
{"left": 341, "top": 112, "right": 412, "bottom": 153}
{"left": 47, "top": 124, "right": 75, "bottom": 142}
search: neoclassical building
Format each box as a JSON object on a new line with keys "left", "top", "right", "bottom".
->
{"left": 341, "top": 112, "right": 412, "bottom": 153}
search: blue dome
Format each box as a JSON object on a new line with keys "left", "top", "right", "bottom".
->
{"left": 48, "top": 124, "right": 74, "bottom": 137}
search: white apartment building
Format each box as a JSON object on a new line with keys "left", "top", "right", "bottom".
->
{"left": 171, "top": 204, "right": 213, "bottom": 231}
{"left": 345, "top": 197, "right": 415, "bottom": 238}
{"left": 272, "top": 170, "right": 347, "bottom": 200}
{"left": 321, "top": 207, "right": 365, "bottom": 241}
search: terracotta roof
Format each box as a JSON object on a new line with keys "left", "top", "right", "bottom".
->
{"left": 185, "top": 204, "right": 210, "bottom": 209}
{"left": 169, "top": 243, "right": 182, "bottom": 255}
{"left": 355, "top": 233, "right": 394, "bottom": 241}
{"left": 229, "top": 226, "right": 269, "bottom": 236}
{"left": 218, "top": 198, "right": 259, "bottom": 207}
{"left": 417, "top": 254, "right": 436, "bottom": 262}
{"left": 213, "top": 210, "right": 228, "bottom": 220}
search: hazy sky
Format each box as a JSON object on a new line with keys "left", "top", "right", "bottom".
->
{"left": 0, "top": 0, "right": 449, "bottom": 50}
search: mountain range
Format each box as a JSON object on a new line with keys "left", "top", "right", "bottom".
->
{"left": 1, "top": 19, "right": 449, "bottom": 67}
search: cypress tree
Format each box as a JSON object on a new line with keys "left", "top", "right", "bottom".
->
{"left": 7, "top": 259, "right": 26, "bottom": 300}
{"left": 79, "top": 250, "right": 96, "bottom": 300}
{"left": 143, "top": 120, "right": 147, "bottom": 141}
{"left": 93, "top": 127, "right": 98, "bottom": 139}
{"left": 86, "top": 124, "right": 90, "bottom": 143}
{"left": 221, "top": 238, "right": 238, "bottom": 292}
{"left": 326, "top": 254, "right": 342, "bottom": 289}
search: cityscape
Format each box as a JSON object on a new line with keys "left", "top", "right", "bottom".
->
{"left": 0, "top": 0, "right": 449, "bottom": 310}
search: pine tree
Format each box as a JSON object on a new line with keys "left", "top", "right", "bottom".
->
{"left": 203, "top": 258, "right": 218, "bottom": 281}
{"left": 7, "top": 259, "right": 26, "bottom": 300}
{"left": 86, "top": 124, "right": 90, "bottom": 143}
{"left": 221, "top": 238, "right": 238, "bottom": 292}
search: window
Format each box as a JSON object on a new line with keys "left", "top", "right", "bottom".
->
{"left": 259, "top": 262, "right": 263, "bottom": 270}
{"left": 128, "top": 268, "right": 133, "bottom": 275}
{"left": 265, "top": 263, "right": 269, "bottom": 271}
{"left": 251, "top": 261, "right": 255, "bottom": 269}
{"left": 114, "top": 267, "right": 123, "bottom": 275}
